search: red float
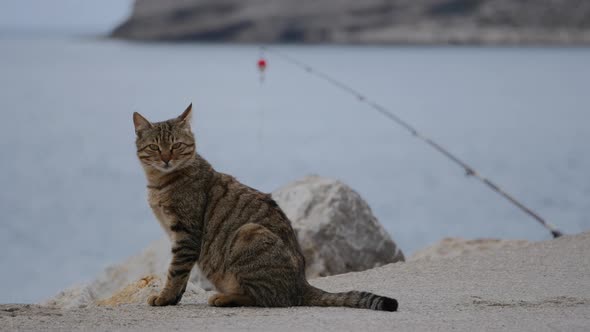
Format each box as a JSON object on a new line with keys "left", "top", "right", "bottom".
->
{"left": 257, "top": 58, "right": 267, "bottom": 72}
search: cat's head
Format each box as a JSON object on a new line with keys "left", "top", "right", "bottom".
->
{"left": 133, "top": 104, "right": 196, "bottom": 173}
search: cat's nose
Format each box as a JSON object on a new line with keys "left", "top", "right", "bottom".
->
{"left": 161, "top": 153, "right": 171, "bottom": 164}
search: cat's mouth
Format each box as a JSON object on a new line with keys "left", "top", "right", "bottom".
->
{"left": 152, "top": 162, "right": 176, "bottom": 173}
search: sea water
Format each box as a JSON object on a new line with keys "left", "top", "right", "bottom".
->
{"left": 1, "top": 36, "right": 589, "bottom": 303}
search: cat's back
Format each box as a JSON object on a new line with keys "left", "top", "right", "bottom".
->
{"left": 206, "top": 172, "right": 296, "bottom": 235}
{"left": 201, "top": 172, "right": 304, "bottom": 259}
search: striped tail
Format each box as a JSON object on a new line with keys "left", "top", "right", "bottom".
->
{"left": 303, "top": 286, "right": 398, "bottom": 312}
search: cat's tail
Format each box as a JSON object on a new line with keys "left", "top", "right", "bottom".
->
{"left": 303, "top": 285, "right": 398, "bottom": 312}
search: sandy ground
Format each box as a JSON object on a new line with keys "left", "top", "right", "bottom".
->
{"left": 1, "top": 232, "right": 589, "bottom": 331}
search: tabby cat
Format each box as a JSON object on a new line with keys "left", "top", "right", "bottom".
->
{"left": 133, "top": 104, "right": 398, "bottom": 311}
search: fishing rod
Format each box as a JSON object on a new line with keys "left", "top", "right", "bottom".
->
{"left": 259, "top": 46, "right": 563, "bottom": 239}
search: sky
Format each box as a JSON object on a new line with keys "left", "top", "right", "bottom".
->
{"left": 0, "top": 0, "right": 132, "bottom": 34}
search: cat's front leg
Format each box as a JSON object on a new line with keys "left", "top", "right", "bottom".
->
{"left": 148, "top": 237, "right": 200, "bottom": 306}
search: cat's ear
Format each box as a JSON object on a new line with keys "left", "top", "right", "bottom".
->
{"left": 178, "top": 103, "right": 193, "bottom": 125}
{"left": 133, "top": 112, "right": 152, "bottom": 133}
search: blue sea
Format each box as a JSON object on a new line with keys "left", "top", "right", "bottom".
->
{"left": 1, "top": 35, "right": 589, "bottom": 303}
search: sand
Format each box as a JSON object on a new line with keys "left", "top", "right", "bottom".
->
{"left": 1, "top": 232, "right": 589, "bottom": 331}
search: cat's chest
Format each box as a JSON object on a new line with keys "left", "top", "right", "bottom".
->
{"left": 147, "top": 190, "right": 177, "bottom": 239}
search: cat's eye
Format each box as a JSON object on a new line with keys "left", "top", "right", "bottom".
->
{"left": 172, "top": 142, "right": 183, "bottom": 149}
{"left": 148, "top": 144, "right": 159, "bottom": 151}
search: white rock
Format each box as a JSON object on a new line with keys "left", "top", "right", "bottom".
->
{"left": 42, "top": 284, "right": 95, "bottom": 309}
{"left": 273, "top": 175, "right": 404, "bottom": 278}
{"left": 95, "top": 275, "right": 205, "bottom": 306}
{"left": 42, "top": 239, "right": 209, "bottom": 308}
{"left": 89, "top": 237, "right": 172, "bottom": 298}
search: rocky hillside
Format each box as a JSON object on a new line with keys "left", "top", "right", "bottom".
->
{"left": 111, "top": 0, "right": 590, "bottom": 44}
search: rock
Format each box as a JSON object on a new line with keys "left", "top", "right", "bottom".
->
{"left": 41, "top": 240, "right": 168, "bottom": 308}
{"left": 273, "top": 175, "right": 404, "bottom": 278}
{"left": 44, "top": 175, "right": 402, "bottom": 308}
{"left": 87, "top": 238, "right": 172, "bottom": 299}
{"left": 111, "top": 0, "right": 590, "bottom": 44}
{"left": 45, "top": 276, "right": 207, "bottom": 308}
{"left": 410, "top": 237, "right": 530, "bottom": 262}
{"left": 95, "top": 276, "right": 205, "bottom": 306}
{"left": 42, "top": 284, "right": 95, "bottom": 310}
{"left": 43, "top": 238, "right": 212, "bottom": 308}
{"left": 95, "top": 276, "right": 161, "bottom": 306}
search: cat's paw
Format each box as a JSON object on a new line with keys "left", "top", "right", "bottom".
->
{"left": 207, "top": 293, "right": 253, "bottom": 307}
{"left": 148, "top": 294, "right": 179, "bottom": 306}
{"left": 207, "top": 293, "right": 223, "bottom": 306}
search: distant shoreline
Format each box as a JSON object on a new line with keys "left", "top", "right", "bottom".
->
{"left": 110, "top": 0, "right": 590, "bottom": 46}
{"left": 3, "top": 29, "right": 590, "bottom": 47}
{"left": 110, "top": 28, "right": 590, "bottom": 46}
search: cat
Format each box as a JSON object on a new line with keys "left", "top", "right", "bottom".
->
{"left": 133, "top": 103, "right": 398, "bottom": 311}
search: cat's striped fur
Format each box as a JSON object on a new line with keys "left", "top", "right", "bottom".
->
{"left": 133, "top": 104, "right": 398, "bottom": 311}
